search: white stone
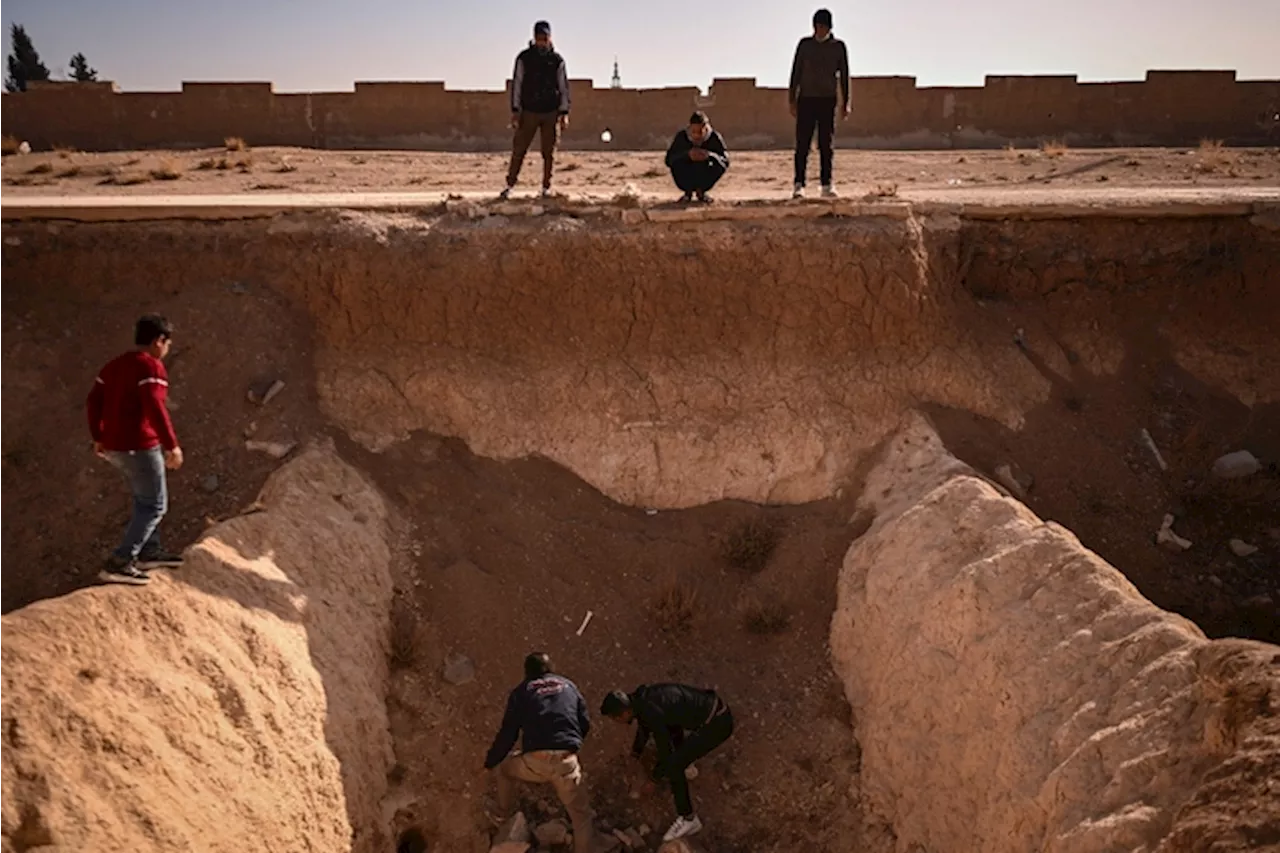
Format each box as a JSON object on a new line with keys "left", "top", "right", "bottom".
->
{"left": 1211, "top": 450, "right": 1261, "bottom": 479}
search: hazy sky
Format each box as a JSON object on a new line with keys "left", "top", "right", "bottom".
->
{"left": 3, "top": 0, "right": 1277, "bottom": 93}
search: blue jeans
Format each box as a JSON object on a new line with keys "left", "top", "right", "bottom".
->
{"left": 106, "top": 448, "right": 167, "bottom": 561}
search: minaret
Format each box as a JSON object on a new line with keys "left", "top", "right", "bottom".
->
{"left": 611, "top": 57, "right": 622, "bottom": 89}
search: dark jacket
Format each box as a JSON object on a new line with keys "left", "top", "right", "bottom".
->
{"left": 789, "top": 35, "right": 850, "bottom": 104}
{"left": 512, "top": 44, "right": 570, "bottom": 115}
{"left": 664, "top": 128, "right": 729, "bottom": 172}
{"left": 484, "top": 674, "right": 590, "bottom": 769}
{"left": 628, "top": 683, "right": 723, "bottom": 778}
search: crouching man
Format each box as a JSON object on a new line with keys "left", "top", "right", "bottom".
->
{"left": 665, "top": 111, "right": 729, "bottom": 203}
{"left": 483, "top": 653, "right": 608, "bottom": 853}
{"left": 601, "top": 683, "right": 735, "bottom": 842}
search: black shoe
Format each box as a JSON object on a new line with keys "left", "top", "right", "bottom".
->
{"left": 98, "top": 558, "right": 151, "bottom": 586}
{"left": 137, "top": 548, "right": 183, "bottom": 569}
{"left": 696, "top": 191, "right": 711, "bottom": 204}
{"left": 679, "top": 191, "right": 693, "bottom": 203}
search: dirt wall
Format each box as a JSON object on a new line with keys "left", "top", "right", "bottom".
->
{"left": 3, "top": 70, "right": 1277, "bottom": 152}
{"left": 830, "top": 417, "right": 1280, "bottom": 853}
{"left": 0, "top": 445, "right": 396, "bottom": 853}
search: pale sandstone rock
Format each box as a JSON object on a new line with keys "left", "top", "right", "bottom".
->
{"left": 831, "top": 417, "right": 1279, "bottom": 853}
{"left": 0, "top": 444, "right": 396, "bottom": 853}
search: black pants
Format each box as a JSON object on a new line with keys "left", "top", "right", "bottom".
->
{"left": 670, "top": 160, "right": 725, "bottom": 193}
{"left": 659, "top": 706, "right": 735, "bottom": 817}
{"left": 794, "top": 96, "right": 837, "bottom": 187}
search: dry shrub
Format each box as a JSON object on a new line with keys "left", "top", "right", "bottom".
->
{"left": 389, "top": 597, "right": 418, "bottom": 668}
{"left": 215, "top": 157, "right": 233, "bottom": 171}
{"left": 740, "top": 594, "right": 791, "bottom": 635}
{"left": 1040, "top": 139, "right": 1068, "bottom": 157}
{"left": 149, "top": 159, "right": 182, "bottom": 181}
{"left": 196, "top": 157, "right": 218, "bottom": 170}
{"left": 274, "top": 158, "right": 298, "bottom": 173}
{"left": 224, "top": 136, "right": 248, "bottom": 152}
{"left": 651, "top": 575, "right": 698, "bottom": 635}
{"left": 723, "top": 517, "right": 780, "bottom": 573}
{"left": 26, "top": 161, "right": 54, "bottom": 175}
{"left": 1196, "top": 138, "right": 1228, "bottom": 172}
{"left": 1, "top": 135, "right": 19, "bottom": 156}
{"left": 235, "top": 155, "right": 254, "bottom": 173}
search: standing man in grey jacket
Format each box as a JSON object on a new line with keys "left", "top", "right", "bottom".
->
{"left": 788, "top": 8, "right": 851, "bottom": 198}
{"left": 501, "top": 20, "right": 571, "bottom": 199}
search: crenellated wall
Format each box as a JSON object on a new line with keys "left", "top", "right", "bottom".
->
{"left": 3, "top": 70, "right": 1277, "bottom": 151}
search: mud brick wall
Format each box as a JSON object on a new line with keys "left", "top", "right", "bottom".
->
{"left": 2, "top": 70, "right": 1277, "bottom": 151}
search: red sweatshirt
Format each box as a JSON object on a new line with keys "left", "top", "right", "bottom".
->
{"left": 86, "top": 351, "right": 180, "bottom": 452}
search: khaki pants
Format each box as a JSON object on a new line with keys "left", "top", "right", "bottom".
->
{"left": 506, "top": 111, "right": 560, "bottom": 189}
{"left": 496, "top": 750, "right": 595, "bottom": 853}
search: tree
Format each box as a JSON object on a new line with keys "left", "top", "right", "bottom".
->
{"left": 69, "top": 52, "right": 98, "bottom": 82}
{"left": 5, "top": 24, "right": 51, "bottom": 92}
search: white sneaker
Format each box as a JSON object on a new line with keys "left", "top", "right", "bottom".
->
{"left": 498, "top": 186, "right": 512, "bottom": 200}
{"left": 540, "top": 187, "right": 552, "bottom": 199}
{"left": 663, "top": 815, "right": 703, "bottom": 842}
{"left": 792, "top": 184, "right": 805, "bottom": 199}
{"left": 821, "top": 184, "right": 838, "bottom": 198}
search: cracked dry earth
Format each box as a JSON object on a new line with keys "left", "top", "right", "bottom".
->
{"left": 1, "top": 204, "right": 1278, "bottom": 852}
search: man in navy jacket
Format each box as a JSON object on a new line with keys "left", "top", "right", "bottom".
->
{"left": 664, "top": 111, "right": 729, "bottom": 203}
{"left": 484, "top": 652, "right": 601, "bottom": 853}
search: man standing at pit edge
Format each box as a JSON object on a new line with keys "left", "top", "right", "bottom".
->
{"left": 86, "top": 314, "right": 185, "bottom": 586}
{"left": 788, "top": 8, "right": 851, "bottom": 198}
{"left": 500, "top": 20, "right": 571, "bottom": 200}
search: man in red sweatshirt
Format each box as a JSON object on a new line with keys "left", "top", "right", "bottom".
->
{"left": 86, "top": 315, "right": 185, "bottom": 585}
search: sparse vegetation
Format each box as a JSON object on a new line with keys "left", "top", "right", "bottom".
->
{"left": 1040, "top": 139, "right": 1068, "bottom": 157}
{"left": 651, "top": 575, "right": 698, "bottom": 634}
{"left": 196, "top": 157, "right": 218, "bottom": 170}
{"left": 224, "top": 136, "right": 248, "bottom": 152}
{"left": 274, "top": 158, "right": 297, "bottom": 173}
{"left": 235, "top": 155, "right": 254, "bottom": 173}
{"left": 149, "top": 159, "right": 182, "bottom": 181}
{"left": 1, "top": 135, "right": 19, "bottom": 155}
{"left": 723, "top": 517, "right": 780, "bottom": 573}
{"left": 1196, "top": 138, "right": 1229, "bottom": 172}
{"left": 740, "top": 594, "right": 791, "bottom": 635}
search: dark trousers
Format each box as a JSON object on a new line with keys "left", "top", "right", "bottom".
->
{"left": 507, "top": 111, "right": 559, "bottom": 188}
{"left": 670, "top": 160, "right": 725, "bottom": 194}
{"left": 659, "top": 707, "right": 734, "bottom": 817}
{"left": 794, "top": 96, "right": 837, "bottom": 187}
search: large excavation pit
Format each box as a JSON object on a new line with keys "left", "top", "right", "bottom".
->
{"left": 2, "top": 197, "right": 1277, "bottom": 853}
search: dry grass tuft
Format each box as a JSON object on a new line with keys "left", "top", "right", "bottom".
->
{"left": 651, "top": 575, "right": 699, "bottom": 635}
{"left": 1, "top": 135, "right": 20, "bottom": 156}
{"left": 196, "top": 157, "right": 219, "bottom": 171}
{"left": 235, "top": 155, "right": 254, "bottom": 173}
{"left": 1196, "top": 138, "right": 1229, "bottom": 172}
{"left": 149, "top": 159, "right": 182, "bottom": 181}
{"left": 1040, "top": 139, "right": 1068, "bottom": 157}
{"left": 224, "top": 136, "right": 249, "bottom": 152}
{"left": 723, "top": 517, "right": 780, "bottom": 573}
{"left": 740, "top": 594, "right": 791, "bottom": 635}
{"left": 274, "top": 158, "right": 298, "bottom": 173}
